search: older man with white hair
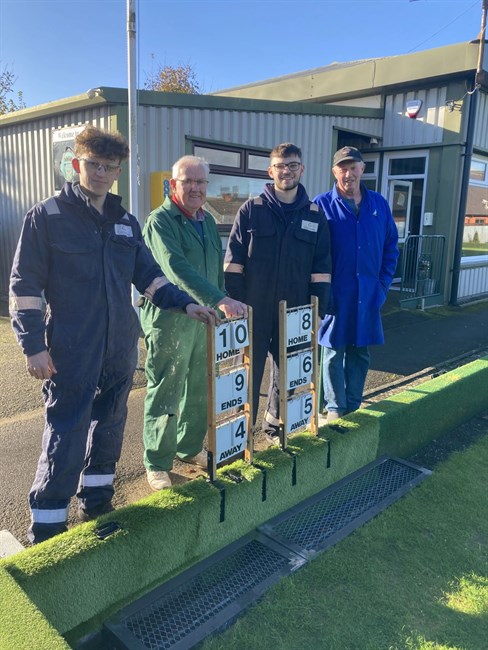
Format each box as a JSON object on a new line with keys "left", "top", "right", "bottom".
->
{"left": 141, "top": 155, "right": 247, "bottom": 490}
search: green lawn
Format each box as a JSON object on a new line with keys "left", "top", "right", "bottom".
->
{"left": 462, "top": 244, "right": 488, "bottom": 256}
{"left": 202, "top": 431, "right": 488, "bottom": 650}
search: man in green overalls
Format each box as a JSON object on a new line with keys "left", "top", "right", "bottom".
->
{"left": 141, "top": 155, "right": 247, "bottom": 490}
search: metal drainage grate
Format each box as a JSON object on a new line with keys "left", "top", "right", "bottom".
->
{"left": 104, "top": 533, "right": 305, "bottom": 650}
{"left": 259, "top": 456, "right": 431, "bottom": 556}
{"left": 103, "top": 457, "right": 430, "bottom": 649}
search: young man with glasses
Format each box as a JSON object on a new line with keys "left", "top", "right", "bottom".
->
{"left": 141, "top": 155, "right": 247, "bottom": 490}
{"left": 224, "top": 143, "right": 331, "bottom": 442}
{"left": 9, "top": 127, "right": 218, "bottom": 543}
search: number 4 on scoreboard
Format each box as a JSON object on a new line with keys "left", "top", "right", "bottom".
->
{"left": 216, "top": 415, "right": 248, "bottom": 464}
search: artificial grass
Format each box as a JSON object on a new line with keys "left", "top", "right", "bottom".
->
{"left": 334, "top": 356, "right": 488, "bottom": 460}
{"left": 201, "top": 427, "right": 488, "bottom": 650}
{"left": 374, "top": 357, "right": 488, "bottom": 458}
{"left": 0, "top": 357, "right": 487, "bottom": 647}
{"left": 0, "top": 567, "right": 70, "bottom": 650}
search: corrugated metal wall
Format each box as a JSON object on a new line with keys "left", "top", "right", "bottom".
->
{"left": 1, "top": 102, "right": 382, "bottom": 299}
{"left": 458, "top": 260, "right": 488, "bottom": 302}
{"left": 382, "top": 87, "right": 447, "bottom": 147}
{"left": 136, "top": 105, "right": 383, "bottom": 220}
{"left": 0, "top": 107, "right": 112, "bottom": 299}
{"left": 0, "top": 99, "right": 385, "bottom": 302}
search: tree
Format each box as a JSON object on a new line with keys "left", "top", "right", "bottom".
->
{"left": 0, "top": 65, "right": 26, "bottom": 114}
{"left": 144, "top": 62, "right": 201, "bottom": 94}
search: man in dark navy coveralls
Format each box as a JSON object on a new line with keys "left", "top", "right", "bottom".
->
{"left": 9, "top": 126, "right": 217, "bottom": 544}
{"left": 224, "top": 143, "right": 331, "bottom": 441}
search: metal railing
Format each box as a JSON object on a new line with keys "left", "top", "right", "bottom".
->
{"left": 400, "top": 235, "right": 446, "bottom": 306}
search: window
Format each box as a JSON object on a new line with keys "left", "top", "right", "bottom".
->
{"left": 194, "top": 146, "right": 241, "bottom": 168}
{"left": 463, "top": 157, "right": 488, "bottom": 260}
{"left": 388, "top": 181, "right": 412, "bottom": 240}
{"left": 469, "top": 160, "right": 487, "bottom": 184}
{"left": 192, "top": 142, "right": 270, "bottom": 227}
{"left": 362, "top": 155, "right": 379, "bottom": 192}
{"left": 389, "top": 157, "right": 426, "bottom": 176}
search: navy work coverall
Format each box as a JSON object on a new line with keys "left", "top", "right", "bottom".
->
{"left": 9, "top": 182, "right": 195, "bottom": 544}
{"left": 224, "top": 183, "right": 331, "bottom": 430}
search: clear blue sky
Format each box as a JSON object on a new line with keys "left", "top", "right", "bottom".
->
{"left": 0, "top": 0, "right": 482, "bottom": 108}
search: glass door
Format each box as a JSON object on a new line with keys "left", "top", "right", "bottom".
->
{"left": 388, "top": 180, "right": 412, "bottom": 241}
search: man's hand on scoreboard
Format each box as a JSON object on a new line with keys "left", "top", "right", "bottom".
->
{"left": 186, "top": 303, "right": 221, "bottom": 325}
{"left": 217, "top": 297, "right": 248, "bottom": 319}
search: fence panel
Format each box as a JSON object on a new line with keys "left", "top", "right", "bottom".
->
{"left": 400, "top": 235, "right": 445, "bottom": 304}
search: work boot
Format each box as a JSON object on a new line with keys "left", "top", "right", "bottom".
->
{"left": 78, "top": 502, "right": 115, "bottom": 523}
{"left": 264, "top": 432, "right": 280, "bottom": 447}
{"left": 263, "top": 424, "right": 280, "bottom": 447}
{"left": 326, "top": 411, "right": 344, "bottom": 423}
{"left": 179, "top": 450, "right": 208, "bottom": 469}
{"left": 147, "top": 470, "right": 172, "bottom": 491}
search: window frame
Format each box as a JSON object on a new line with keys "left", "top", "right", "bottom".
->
{"left": 191, "top": 141, "right": 270, "bottom": 179}
{"left": 190, "top": 140, "right": 271, "bottom": 232}
{"left": 462, "top": 155, "right": 488, "bottom": 262}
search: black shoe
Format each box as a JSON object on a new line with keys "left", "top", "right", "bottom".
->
{"left": 78, "top": 502, "right": 115, "bottom": 523}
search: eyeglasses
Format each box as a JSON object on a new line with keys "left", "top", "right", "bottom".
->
{"left": 79, "top": 159, "right": 121, "bottom": 174}
{"left": 270, "top": 162, "right": 302, "bottom": 172}
{"left": 174, "top": 178, "right": 209, "bottom": 188}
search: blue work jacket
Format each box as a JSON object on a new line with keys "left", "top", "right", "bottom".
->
{"left": 314, "top": 184, "right": 399, "bottom": 348}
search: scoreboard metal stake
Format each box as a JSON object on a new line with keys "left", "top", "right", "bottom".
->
{"left": 243, "top": 308, "right": 254, "bottom": 465}
{"left": 311, "top": 295, "right": 319, "bottom": 436}
{"left": 278, "top": 301, "right": 288, "bottom": 449}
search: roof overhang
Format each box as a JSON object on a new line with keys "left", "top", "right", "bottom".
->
{"left": 0, "top": 86, "right": 383, "bottom": 128}
{"left": 213, "top": 41, "right": 487, "bottom": 103}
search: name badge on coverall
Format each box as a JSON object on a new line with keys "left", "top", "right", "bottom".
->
{"left": 115, "top": 224, "right": 133, "bottom": 237}
{"left": 301, "top": 220, "right": 318, "bottom": 233}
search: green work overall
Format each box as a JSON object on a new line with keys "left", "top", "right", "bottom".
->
{"left": 141, "top": 197, "right": 225, "bottom": 471}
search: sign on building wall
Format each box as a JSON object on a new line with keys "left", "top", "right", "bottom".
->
{"left": 52, "top": 125, "right": 86, "bottom": 190}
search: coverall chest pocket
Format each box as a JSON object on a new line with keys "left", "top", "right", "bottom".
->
{"left": 248, "top": 222, "right": 276, "bottom": 261}
{"left": 51, "top": 241, "right": 97, "bottom": 283}
{"left": 110, "top": 236, "right": 139, "bottom": 282}
{"left": 292, "top": 226, "right": 317, "bottom": 253}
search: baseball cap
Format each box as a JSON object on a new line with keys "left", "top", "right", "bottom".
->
{"left": 333, "top": 146, "right": 364, "bottom": 166}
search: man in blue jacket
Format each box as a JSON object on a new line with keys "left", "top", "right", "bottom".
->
{"left": 9, "top": 126, "right": 218, "bottom": 544}
{"left": 314, "top": 146, "right": 399, "bottom": 422}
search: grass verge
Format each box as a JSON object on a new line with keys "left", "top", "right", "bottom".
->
{"left": 201, "top": 430, "right": 488, "bottom": 650}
